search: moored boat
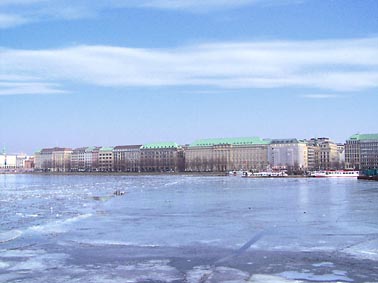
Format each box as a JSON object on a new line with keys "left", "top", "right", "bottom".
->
{"left": 228, "top": 170, "right": 244, "bottom": 176}
{"left": 242, "top": 171, "right": 288, "bottom": 177}
{"left": 309, "top": 170, "right": 359, "bottom": 178}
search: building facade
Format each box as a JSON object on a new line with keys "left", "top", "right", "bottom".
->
{"left": 140, "top": 142, "right": 184, "bottom": 172}
{"left": 84, "top": 146, "right": 100, "bottom": 171}
{"left": 337, "top": 143, "right": 345, "bottom": 168}
{"left": 306, "top": 144, "right": 320, "bottom": 171}
{"left": 51, "top": 148, "right": 72, "bottom": 172}
{"left": 24, "top": 157, "right": 34, "bottom": 170}
{"left": 34, "top": 147, "right": 72, "bottom": 172}
{"left": 98, "top": 147, "right": 114, "bottom": 172}
{"left": 317, "top": 138, "right": 340, "bottom": 170}
{"left": 346, "top": 134, "right": 378, "bottom": 170}
{"left": 71, "top": 147, "right": 87, "bottom": 172}
{"left": 113, "top": 145, "right": 141, "bottom": 172}
{"left": 0, "top": 152, "right": 28, "bottom": 170}
{"left": 269, "top": 139, "right": 308, "bottom": 171}
{"left": 34, "top": 148, "right": 54, "bottom": 171}
{"left": 0, "top": 154, "right": 16, "bottom": 169}
{"left": 185, "top": 137, "right": 270, "bottom": 172}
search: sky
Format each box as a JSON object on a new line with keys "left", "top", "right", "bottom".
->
{"left": 0, "top": 0, "right": 377, "bottom": 154}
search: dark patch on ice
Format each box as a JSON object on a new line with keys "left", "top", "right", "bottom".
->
{"left": 12, "top": 242, "right": 374, "bottom": 283}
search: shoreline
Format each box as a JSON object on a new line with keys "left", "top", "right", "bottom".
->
{"left": 0, "top": 171, "right": 226, "bottom": 177}
{"left": 1, "top": 171, "right": 310, "bottom": 178}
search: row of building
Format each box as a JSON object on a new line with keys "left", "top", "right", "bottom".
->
{"left": 2, "top": 134, "right": 376, "bottom": 173}
{"left": 0, "top": 148, "right": 33, "bottom": 171}
{"left": 25, "top": 134, "right": 377, "bottom": 173}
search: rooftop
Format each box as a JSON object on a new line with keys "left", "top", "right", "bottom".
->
{"left": 38, "top": 147, "right": 72, "bottom": 154}
{"left": 72, "top": 147, "right": 88, "bottom": 152}
{"left": 271, "top": 138, "right": 302, "bottom": 144}
{"left": 85, "top": 146, "right": 100, "bottom": 152}
{"left": 349, "top": 134, "right": 378, "bottom": 141}
{"left": 99, "top": 147, "right": 114, "bottom": 152}
{"left": 189, "top": 137, "right": 270, "bottom": 147}
{"left": 141, "top": 142, "right": 180, "bottom": 149}
{"left": 114, "top": 145, "right": 142, "bottom": 150}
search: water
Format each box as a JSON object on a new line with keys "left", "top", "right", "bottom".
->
{"left": 1, "top": 174, "right": 378, "bottom": 282}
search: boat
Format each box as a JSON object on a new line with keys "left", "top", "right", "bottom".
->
{"left": 309, "top": 170, "right": 359, "bottom": 178}
{"left": 228, "top": 170, "right": 244, "bottom": 176}
{"left": 242, "top": 171, "right": 288, "bottom": 178}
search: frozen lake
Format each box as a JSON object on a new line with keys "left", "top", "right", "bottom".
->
{"left": 0, "top": 174, "right": 378, "bottom": 282}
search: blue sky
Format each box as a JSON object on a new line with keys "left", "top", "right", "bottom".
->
{"left": 0, "top": 0, "right": 377, "bottom": 154}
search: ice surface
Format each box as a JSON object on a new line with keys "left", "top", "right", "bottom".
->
{"left": 0, "top": 230, "right": 22, "bottom": 243}
{"left": 312, "top": 262, "right": 335, "bottom": 267}
{"left": 342, "top": 238, "right": 378, "bottom": 261}
{"left": 27, "top": 213, "right": 92, "bottom": 235}
{"left": 247, "top": 274, "right": 304, "bottom": 283}
{"left": 279, "top": 270, "right": 353, "bottom": 282}
{"left": 1, "top": 175, "right": 378, "bottom": 282}
{"left": 186, "top": 266, "right": 249, "bottom": 282}
{"left": 114, "top": 260, "right": 182, "bottom": 282}
{"left": 0, "top": 260, "right": 10, "bottom": 268}
{"left": 8, "top": 252, "right": 68, "bottom": 271}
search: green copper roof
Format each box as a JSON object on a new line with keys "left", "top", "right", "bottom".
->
{"left": 190, "top": 137, "right": 270, "bottom": 147}
{"left": 271, "top": 138, "right": 299, "bottom": 144}
{"left": 141, "top": 142, "right": 180, "bottom": 149}
{"left": 99, "top": 147, "right": 114, "bottom": 152}
{"left": 85, "top": 146, "right": 99, "bottom": 152}
{"left": 349, "top": 134, "right": 378, "bottom": 141}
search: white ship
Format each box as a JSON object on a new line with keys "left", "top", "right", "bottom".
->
{"left": 309, "top": 170, "right": 359, "bottom": 178}
{"left": 242, "top": 171, "right": 288, "bottom": 177}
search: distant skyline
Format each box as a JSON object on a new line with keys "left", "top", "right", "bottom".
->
{"left": 1, "top": 0, "right": 377, "bottom": 154}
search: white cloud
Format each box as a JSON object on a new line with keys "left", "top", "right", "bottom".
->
{"left": 302, "top": 94, "right": 340, "bottom": 99}
{"left": 1, "top": 37, "right": 377, "bottom": 95}
{"left": 0, "top": 0, "right": 303, "bottom": 28}
{"left": 0, "top": 13, "right": 29, "bottom": 28}
{"left": 0, "top": 81, "right": 66, "bottom": 95}
{"left": 135, "top": 0, "right": 305, "bottom": 10}
{"left": 135, "top": 0, "right": 263, "bottom": 10}
{"left": 0, "top": 0, "right": 45, "bottom": 5}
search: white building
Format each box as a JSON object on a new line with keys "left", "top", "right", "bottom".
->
{"left": 269, "top": 139, "right": 308, "bottom": 170}
{"left": 0, "top": 152, "right": 28, "bottom": 170}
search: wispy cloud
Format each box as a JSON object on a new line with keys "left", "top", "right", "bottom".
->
{"left": 137, "top": 0, "right": 305, "bottom": 10}
{"left": 0, "top": 0, "right": 303, "bottom": 28}
{"left": 0, "top": 81, "right": 66, "bottom": 96}
{"left": 136, "top": 0, "right": 263, "bottom": 10}
{"left": 302, "top": 94, "right": 340, "bottom": 99}
{"left": 0, "top": 13, "right": 29, "bottom": 28}
{"left": 1, "top": 37, "right": 377, "bottom": 95}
